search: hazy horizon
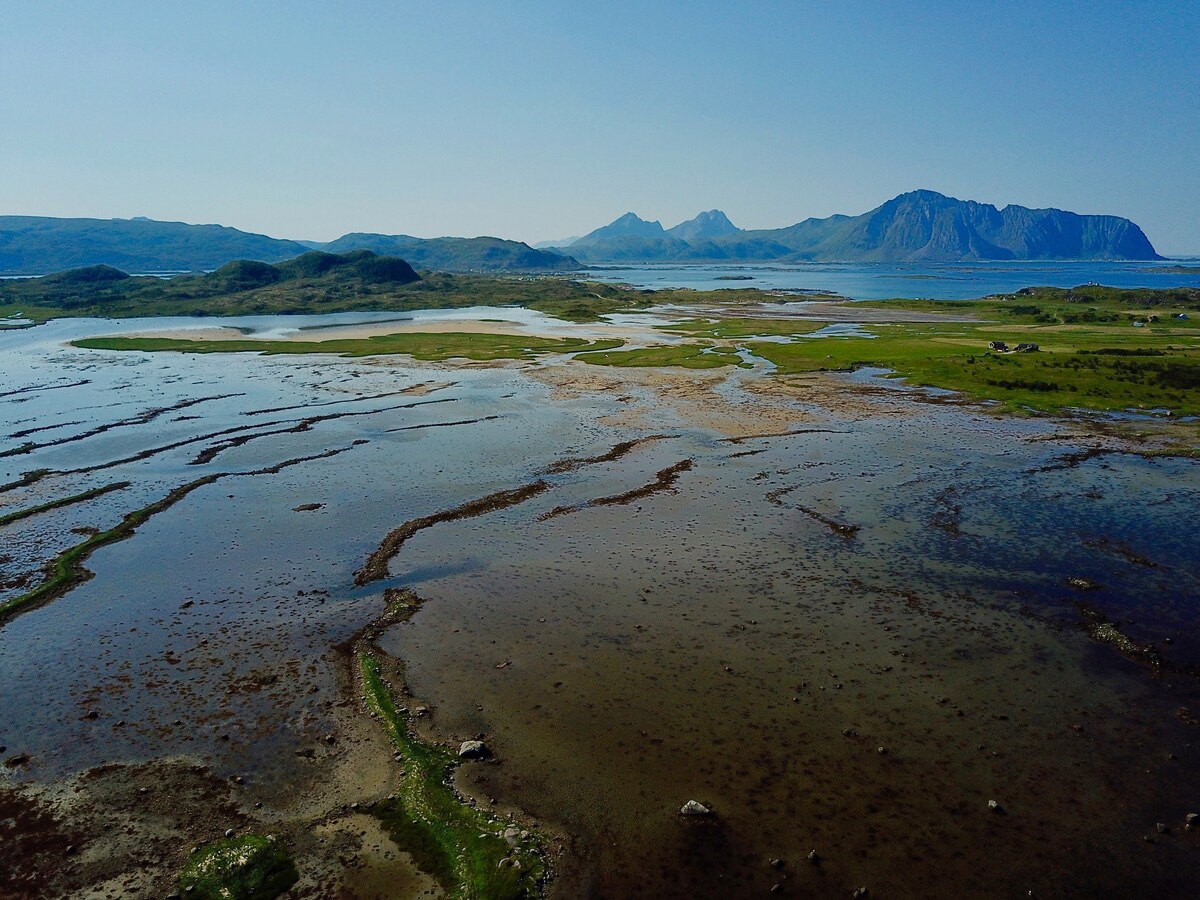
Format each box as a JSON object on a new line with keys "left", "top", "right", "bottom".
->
{"left": 3, "top": 2, "right": 1198, "bottom": 252}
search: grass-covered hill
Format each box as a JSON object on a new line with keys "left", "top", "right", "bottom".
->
{"left": 321, "top": 233, "right": 579, "bottom": 272}
{"left": 0, "top": 216, "right": 309, "bottom": 274}
{"left": 0, "top": 250, "right": 648, "bottom": 322}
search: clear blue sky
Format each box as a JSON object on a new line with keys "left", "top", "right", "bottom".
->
{"left": 2, "top": 1, "right": 1197, "bottom": 252}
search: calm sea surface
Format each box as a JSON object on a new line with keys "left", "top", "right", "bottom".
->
{"left": 585, "top": 259, "right": 1200, "bottom": 299}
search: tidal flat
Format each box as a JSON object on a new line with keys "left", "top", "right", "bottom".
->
{"left": 1, "top": 305, "right": 1199, "bottom": 899}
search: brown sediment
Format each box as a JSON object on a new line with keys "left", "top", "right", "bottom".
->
{"left": 185, "top": 397, "right": 455, "bottom": 465}
{"left": 763, "top": 484, "right": 860, "bottom": 536}
{"left": 0, "top": 469, "right": 52, "bottom": 496}
{"left": 0, "top": 378, "right": 90, "bottom": 400}
{"left": 8, "top": 420, "right": 85, "bottom": 439}
{"left": 1084, "top": 537, "right": 1158, "bottom": 568}
{"left": 1029, "top": 446, "right": 1119, "bottom": 473}
{"left": 540, "top": 435, "right": 674, "bottom": 475}
{"left": 1078, "top": 605, "right": 1163, "bottom": 674}
{"left": 241, "top": 389, "right": 434, "bottom": 417}
{"left": 930, "top": 487, "right": 963, "bottom": 535}
{"left": 764, "top": 484, "right": 799, "bottom": 506}
{"left": 0, "top": 398, "right": 452, "bottom": 493}
{"left": 386, "top": 415, "right": 501, "bottom": 433}
{"left": 0, "top": 444, "right": 362, "bottom": 627}
{"left": 796, "top": 505, "right": 859, "bottom": 537}
{"left": 541, "top": 459, "right": 694, "bottom": 520}
{"left": 720, "top": 427, "right": 848, "bottom": 445}
{"left": 355, "top": 481, "right": 553, "bottom": 585}
{"left": 0, "top": 393, "right": 245, "bottom": 458}
{"left": 0, "top": 481, "right": 131, "bottom": 528}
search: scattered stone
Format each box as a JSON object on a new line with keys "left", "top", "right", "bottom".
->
{"left": 1156, "top": 822, "right": 1170, "bottom": 834}
{"left": 1067, "top": 576, "right": 1102, "bottom": 591}
{"left": 877, "top": 747, "right": 888, "bottom": 755}
{"left": 180, "top": 600, "right": 194, "bottom": 609}
{"left": 770, "top": 884, "right": 783, "bottom": 894}
{"left": 853, "top": 888, "right": 870, "bottom": 898}
{"left": 988, "top": 800, "right": 1004, "bottom": 814}
{"left": 324, "top": 734, "right": 336, "bottom": 745}
{"left": 458, "top": 740, "right": 491, "bottom": 760}
{"left": 770, "top": 857, "right": 784, "bottom": 869}
{"left": 1185, "top": 813, "right": 1198, "bottom": 830}
{"left": 680, "top": 800, "right": 712, "bottom": 816}
{"left": 82, "top": 710, "right": 99, "bottom": 720}
{"left": 224, "top": 828, "right": 235, "bottom": 838}
{"left": 807, "top": 850, "right": 820, "bottom": 864}
{"left": 504, "top": 826, "right": 521, "bottom": 847}
{"left": 65, "top": 844, "right": 76, "bottom": 856}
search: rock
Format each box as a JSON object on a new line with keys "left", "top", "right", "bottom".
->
{"left": 504, "top": 826, "right": 521, "bottom": 847}
{"left": 770, "top": 857, "right": 784, "bottom": 868}
{"left": 458, "top": 740, "right": 490, "bottom": 760}
{"left": 1067, "top": 576, "right": 1102, "bottom": 591}
{"left": 1185, "top": 813, "right": 1198, "bottom": 830}
{"left": 224, "top": 828, "right": 235, "bottom": 838}
{"left": 853, "top": 888, "right": 870, "bottom": 898}
{"left": 988, "top": 800, "right": 1004, "bottom": 814}
{"left": 1156, "top": 822, "right": 1170, "bottom": 834}
{"left": 324, "top": 734, "right": 336, "bottom": 745}
{"left": 807, "top": 850, "right": 820, "bottom": 864}
{"left": 680, "top": 800, "right": 712, "bottom": 816}
{"left": 5, "top": 753, "right": 30, "bottom": 768}
{"left": 65, "top": 844, "right": 75, "bottom": 856}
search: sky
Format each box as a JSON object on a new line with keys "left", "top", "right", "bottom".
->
{"left": 1, "top": 1, "right": 1197, "bottom": 252}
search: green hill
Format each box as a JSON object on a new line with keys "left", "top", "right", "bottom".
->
{"left": 0, "top": 216, "right": 308, "bottom": 274}
{"left": 321, "top": 234, "right": 579, "bottom": 271}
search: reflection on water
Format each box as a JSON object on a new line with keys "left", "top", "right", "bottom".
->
{"left": 1, "top": 312, "right": 1199, "bottom": 898}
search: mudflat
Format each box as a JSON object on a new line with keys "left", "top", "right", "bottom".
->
{"left": 1, "top": 302, "right": 1198, "bottom": 899}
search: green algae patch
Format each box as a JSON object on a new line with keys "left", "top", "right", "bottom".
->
{"left": 71, "top": 332, "right": 623, "bottom": 362}
{"left": 576, "top": 342, "right": 746, "bottom": 369}
{"left": 656, "top": 317, "right": 827, "bottom": 339}
{"left": 359, "top": 652, "right": 545, "bottom": 899}
{"left": 0, "top": 475, "right": 224, "bottom": 625}
{"left": 176, "top": 834, "right": 297, "bottom": 900}
{"left": 0, "top": 481, "right": 130, "bottom": 528}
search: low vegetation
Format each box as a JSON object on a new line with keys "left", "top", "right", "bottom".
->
{"left": 575, "top": 342, "right": 747, "bottom": 369}
{"left": 176, "top": 834, "right": 298, "bottom": 900}
{"left": 360, "top": 653, "right": 545, "bottom": 899}
{"left": 72, "top": 333, "right": 624, "bottom": 361}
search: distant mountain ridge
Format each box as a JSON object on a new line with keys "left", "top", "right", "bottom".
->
{"left": 0, "top": 216, "right": 579, "bottom": 275}
{"left": 557, "top": 191, "right": 1161, "bottom": 262}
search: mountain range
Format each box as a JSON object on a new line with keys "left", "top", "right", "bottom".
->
{"left": 0, "top": 217, "right": 578, "bottom": 276}
{"left": 0, "top": 191, "right": 1162, "bottom": 275}
{"left": 553, "top": 190, "right": 1161, "bottom": 262}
